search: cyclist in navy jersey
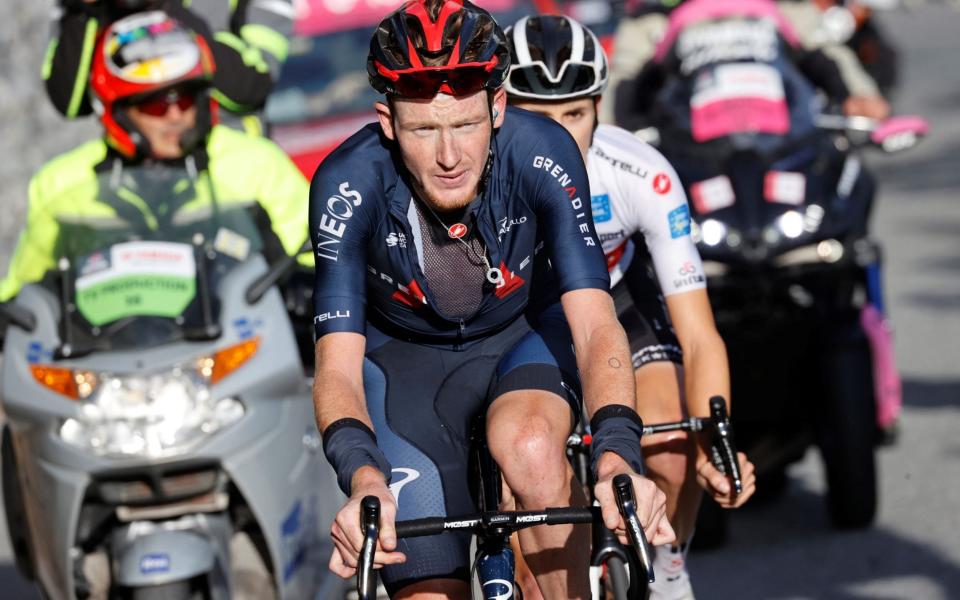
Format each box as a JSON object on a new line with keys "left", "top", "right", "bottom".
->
{"left": 310, "top": 1, "right": 674, "bottom": 597}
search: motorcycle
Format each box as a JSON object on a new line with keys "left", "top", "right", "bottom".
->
{"left": 0, "top": 163, "right": 346, "bottom": 599}
{"left": 634, "top": 58, "right": 926, "bottom": 534}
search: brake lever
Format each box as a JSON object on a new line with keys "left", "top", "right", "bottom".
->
{"left": 612, "top": 474, "right": 656, "bottom": 583}
{"left": 357, "top": 496, "right": 380, "bottom": 600}
{"left": 708, "top": 396, "right": 743, "bottom": 494}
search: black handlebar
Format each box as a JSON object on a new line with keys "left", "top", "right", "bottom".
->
{"left": 620, "top": 396, "right": 742, "bottom": 496}
{"left": 708, "top": 396, "right": 743, "bottom": 494}
{"left": 355, "top": 397, "right": 742, "bottom": 597}
{"left": 357, "top": 496, "right": 380, "bottom": 600}
{"left": 356, "top": 493, "right": 657, "bottom": 598}
{"left": 613, "top": 474, "right": 657, "bottom": 584}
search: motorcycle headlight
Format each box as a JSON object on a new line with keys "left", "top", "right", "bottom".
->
{"left": 700, "top": 219, "right": 728, "bottom": 247}
{"left": 40, "top": 339, "right": 258, "bottom": 459}
{"left": 776, "top": 210, "right": 805, "bottom": 239}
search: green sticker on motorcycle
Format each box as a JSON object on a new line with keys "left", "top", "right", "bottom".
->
{"left": 75, "top": 241, "right": 197, "bottom": 326}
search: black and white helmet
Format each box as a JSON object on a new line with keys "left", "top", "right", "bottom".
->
{"left": 504, "top": 14, "right": 609, "bottom": 100}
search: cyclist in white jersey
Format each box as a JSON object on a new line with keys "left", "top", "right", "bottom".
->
{"left": 505, "top": 14, "right": 757, "bottom": 599}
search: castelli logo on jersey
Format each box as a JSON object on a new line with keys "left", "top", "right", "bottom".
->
{"left": 653, "top": 173, "right": 672, "bottom": 195}
{"left": 448, "top": 223, "right": 468, "bottom": 239}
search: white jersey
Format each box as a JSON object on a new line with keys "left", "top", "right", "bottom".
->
{"left": 587, "top": 124, "right": 706, "bottom": 294}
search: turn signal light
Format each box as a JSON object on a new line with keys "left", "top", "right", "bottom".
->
{"left": 210, "top": 337, "right": 260, "bottom": 384}
{"left": 30, "top": 365, "right": 79, "bottom": 399}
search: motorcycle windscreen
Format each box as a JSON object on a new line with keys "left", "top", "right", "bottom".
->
{"left": 689, "top": 63, "right": 790, "bottom": 143}
{"left": 46, "top": 165, "right": 264, "bottom": 351}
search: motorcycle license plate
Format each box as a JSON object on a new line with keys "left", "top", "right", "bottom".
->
{"left": 690, "top": 63, "right": 790, "bottom": 142}
{"left": 75, "top": 241, "right": 197, "bottom": 326}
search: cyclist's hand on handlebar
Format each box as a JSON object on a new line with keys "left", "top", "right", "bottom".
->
{"left": 695, "top": 451, "right": 756, "bottom": 508}
{"left": 593, "top": 453, "right": 676, "bottom": 547}
{"left": 328, "top": 467, "right": 406, "bottom": 579}
{"left": 843, "top": 95, "right": 891, "bottom": 121}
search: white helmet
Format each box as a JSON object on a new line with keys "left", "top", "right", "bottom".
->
{"left": 504, "top": 14, "right": 609, "bottom": 100}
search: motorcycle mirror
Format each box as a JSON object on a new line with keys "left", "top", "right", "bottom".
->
{"left": 245, "top": 238, "right": 312, "bottom": 305}
{"left": 870, "top": 115, "right": 929, "bottom": 153}
{"left": 0, "top": 302, "right": 37, "bottom": 333}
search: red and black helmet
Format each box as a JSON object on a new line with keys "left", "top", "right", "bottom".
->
{"left": 367, "top": 0, "right": 511, "bottom": 99}
{"left": 90, "top": 11, "right": 217, "bottom": 158}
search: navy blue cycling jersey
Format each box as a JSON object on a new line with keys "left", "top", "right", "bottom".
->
{"left": 309, "top": 106, "right": 610, "bottom": 346}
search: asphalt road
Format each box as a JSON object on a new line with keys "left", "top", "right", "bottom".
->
{"left": 1, "top": 4, "right": 958, "bottom": 600}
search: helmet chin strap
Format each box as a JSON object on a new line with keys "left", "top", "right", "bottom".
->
{"left": 177, "top": 94, "right": 214, "bottom": 164}
{"left": 113, "top": 108, "right": 154, "bottom": 160}
{"left": 480, "top": 92, "right": 499, "bottom": 191}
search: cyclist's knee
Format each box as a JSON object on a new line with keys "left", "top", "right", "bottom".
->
{"left": 643, "top": 432, "right": 692, "bottom": 491}
{"left": 487, "top": 392, "right": 571, "bottom": 505}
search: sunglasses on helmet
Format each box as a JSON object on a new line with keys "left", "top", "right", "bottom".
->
{"left": 376, "top": 61, "right": 497, "bottom": 99}
{"left": 507, "top": 60, "right": 604, "bottom": 99}
{"left": 134, "top": 88, "right": 198, "bottom": 117}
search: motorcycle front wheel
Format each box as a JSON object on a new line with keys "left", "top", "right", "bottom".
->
{"left": 816, "top": 313, "right": 878, "bottom": 529}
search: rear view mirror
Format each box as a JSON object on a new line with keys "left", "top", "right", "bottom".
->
{"left": 0, "top": 301, "right": 37, "bottom": 334}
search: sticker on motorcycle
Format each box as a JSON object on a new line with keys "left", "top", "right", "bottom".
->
{"left": 139, "top": 553, "right": 171, "bottom": 575}
{"left": 764, "top": 171, "right": 806, "bottom": 205}
{"left": 690, "top": 176, "right": 735, "bottom": 214}
{"left": 690, "top": 63, "right": 789, "bottom": 142}
{"left": 75, "top": 241, "right": 197, "bottom": 326}
{"left": 26, "top": 341, "right": 54, "bottom": 364}
{"left": 668, "top": 205, "right": 692, "bottom": 239}
{"left": 591, "top": 194, "right": 612, "bottom": 223}
{"left": 232, "top": 317, "right": 263, "bottom": 340}
{"left": 281, "top": 497, "right": 318, "bottom": 584}
{"left": 281, "top": 500, "right": 306, "bottom": 583}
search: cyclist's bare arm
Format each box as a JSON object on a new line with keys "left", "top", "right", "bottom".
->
{"left": 665, "top": 291, "right": 756, "bottom": 507}
{"left": 313, "top": 333, "right": 406, "bottom": 577}
{"left": 561, "top": 288, "right": 635, "bottom": 415}
{"left": 664, "top": 290, "right": 729, "bottom": 425}
{"left": 560, "top": 288, "right": 676, "bottom": 545}
{"left": 314, "top": 332, "right": 370, "bottom": 431}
